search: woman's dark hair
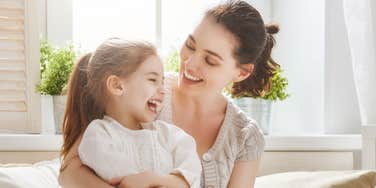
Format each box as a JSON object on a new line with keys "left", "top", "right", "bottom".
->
{"left": 206, "top": 0, "right": 280, "bottom": 97}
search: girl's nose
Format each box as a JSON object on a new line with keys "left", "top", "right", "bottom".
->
{"left": 158, "top": 85, "right": 166, "bottom": 95}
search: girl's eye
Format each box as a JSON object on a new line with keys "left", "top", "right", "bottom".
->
{"left": 149, "top": 79, "right": 157, "bottom": 82}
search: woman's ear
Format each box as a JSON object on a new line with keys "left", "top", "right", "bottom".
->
{"left": 233, "top": 64, "right": 254, "bottom": 82}
{"left": 106, "top": 75, "right": 125, "bottom": 96}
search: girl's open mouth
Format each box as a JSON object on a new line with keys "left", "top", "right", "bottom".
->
{"left": 147, "top": 99, "right": 162, "bottom": 113}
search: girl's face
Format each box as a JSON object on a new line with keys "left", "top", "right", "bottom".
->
{"left": 117, "top": 55, "right": 165, "bottom": 123}
{"left": 179, "top": 16, "right": 246, "bottom": 97}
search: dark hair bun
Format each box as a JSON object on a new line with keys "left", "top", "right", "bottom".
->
{"left": 265, "top": 24, "right": 279, "bottom": 34}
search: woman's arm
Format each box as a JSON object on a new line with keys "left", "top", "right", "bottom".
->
{"left": 114, "top": 171, "right": 188, "bottom": 188}
{"left": 227, "top": 159, "right": 261, "bottom": 188}
{"left": 58, "top": 137, "right": 112, "bottom": 188}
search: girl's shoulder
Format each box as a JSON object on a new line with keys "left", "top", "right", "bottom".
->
{"left": 152, "top": 120, "right": 196, "bottom": 149}
{"left": 152, "top": 120, "right": 187, "bottom": 137}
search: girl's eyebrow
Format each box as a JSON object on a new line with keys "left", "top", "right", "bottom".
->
{"left": 145, "top": 72, "right": 160, "bottom": 76}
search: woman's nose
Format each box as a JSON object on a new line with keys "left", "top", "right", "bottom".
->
{"left": 184, "top": 53, "right": 201, "bottom": 70}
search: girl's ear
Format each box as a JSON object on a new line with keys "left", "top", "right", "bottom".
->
{"left": 233, "top": 64, "right": 254, "bottom": 82}
{"left": 106, "top": 75, "right": 125, "bottom": 96}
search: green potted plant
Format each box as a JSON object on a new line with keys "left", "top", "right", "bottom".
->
{"left": 37, "top": 40, "right": 77, "bottom": 134}
{"left": 231, "top": 67, "right": 289, "bottom": 135}
{"left": 164, "top": 49, "right": 180, "bottom": 73}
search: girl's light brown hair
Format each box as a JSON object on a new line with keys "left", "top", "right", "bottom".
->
{"left": 60, "top": 38, "right": 156, "bottom": 160}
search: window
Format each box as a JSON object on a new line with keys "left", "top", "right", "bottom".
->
{"left": 0, "top": 0, "right": 40, "bottom": 133}
{"left": 73, "top": 0, "right": 156, "bottom": 52}
{"left": 2, "top": 0, "right": 362, "bottom": 135}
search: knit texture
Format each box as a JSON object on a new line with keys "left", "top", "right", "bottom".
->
{"left": 157, "top": 72, "right": 265, "bottom": 188}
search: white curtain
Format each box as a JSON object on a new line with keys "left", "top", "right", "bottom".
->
{"left": 343, "top": 0, "right": 376, "bottom": 125}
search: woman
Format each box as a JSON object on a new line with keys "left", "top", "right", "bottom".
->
{"left": 59, "top": 1, "right": 279, "bottom": 188}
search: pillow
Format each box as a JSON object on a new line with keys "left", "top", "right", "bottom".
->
{"left": 255, "top": 171, "right": 376, "bottom": 188}
{"left": 0, "top": 158, "right": 60, "bottom": 188}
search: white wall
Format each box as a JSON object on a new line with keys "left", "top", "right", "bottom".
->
{"left": 324, "top": 0, "right": 360, "bottom": 134}
{"left": 248, "top": 0, "right": 272, "bottom": 23}
{"left": 46, "top": 0, "right": 72, "bottom": 46}
{"left": 270, "top": 0, "right": 325, "bottom": 134}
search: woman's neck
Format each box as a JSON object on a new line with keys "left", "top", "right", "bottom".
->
{"left": 173, "top": 86, "right": 227, "bottom": 117}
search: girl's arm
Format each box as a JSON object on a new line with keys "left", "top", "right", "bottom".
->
{"left": 58, "top": 137, "right": 112, "bottom": 188}
{"left": 227, "top": 159, "right": 261, "bottom": 188}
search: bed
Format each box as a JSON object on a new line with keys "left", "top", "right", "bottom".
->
{"left": 0, "top": 158, "right": 375, "bottom": 188}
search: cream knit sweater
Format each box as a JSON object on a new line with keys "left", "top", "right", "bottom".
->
{"left": 156, "top": 73, "right": 265, "bottom": 188}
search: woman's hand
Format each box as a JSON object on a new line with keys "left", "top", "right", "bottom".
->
{"left": 110, "top": 171, "right": 163, "bottom": 188}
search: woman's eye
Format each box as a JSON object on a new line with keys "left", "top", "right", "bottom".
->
{"left": 148, "top": 79, "right": 157, "bottom": 82}
{"left": 205, "top": 57, "right": 216, "bottom": 66}
{"left": 185, "top": 42, "right": 195, "bottom": 51}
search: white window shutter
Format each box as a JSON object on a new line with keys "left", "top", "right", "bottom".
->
{"left": 0, "top": 0, "right": 41, "bottom": 133}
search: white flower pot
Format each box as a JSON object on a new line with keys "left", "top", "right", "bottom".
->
{"left": 234, "top": 97, "right": 272, "bottom": 135}
{"left": 41, "top": 95, "right": 55, "bottom": 134}
{"left": 53, "top": 95, "right": 67, "bottom": 134}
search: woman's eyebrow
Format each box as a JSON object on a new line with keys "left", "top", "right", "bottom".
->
{"left": 189, "top": 35, "right": 223, "bottom": 61}
{"left": 189, "top": 35, "right": 196, "bottom": 43}
{"left": 204, "top": 49, "right": 223, "bottom": 61}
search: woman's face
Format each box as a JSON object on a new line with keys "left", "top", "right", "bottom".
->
{"left": 179, "top": 16, "right": 243, "bottom": 96}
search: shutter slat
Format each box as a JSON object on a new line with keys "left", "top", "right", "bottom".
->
{"left": 0, "top": 9, "right": 24, "bottom": 19}
{"left": 0, "top": 90, "right": 26, "bottom": 102}
{"left": 0, "top": 102, "right": 26, "bottom": 112}
{"left": 0, "top": 80, "right": 25, "bottom": 91}
{"left": 0, "top": 112, "right": 27, "bottom": 133}
{"left": 0, "top": 16, "right": 24, "bottom": 22}
{"left": 0, "top": 62, "right": 24, "bottom": 71}
{"left": 0, "top": 40, "right": 23, "bottom": 49}
{"left": 0, "top": 58, "right": 24, "bottom": 63}
{"left": 0, "top": 51, "right": 25, "bottom": 59}
{"left": 0, "top": 0, "right": 28, "bottom": 120}
{"left": 0, "top": 47, "right": 24, "bottom": 51}
{"left": 0, "top": 0, "right": 24, "bottom": 10}
{"left": 0, "top": 70, "right": 25, "bottom": 81}
{"left": 0, "top": 25, "right": 24, "bottom": 32}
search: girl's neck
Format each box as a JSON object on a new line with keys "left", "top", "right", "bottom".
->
{"left": 105, "top": 105, "right": 142, "bottom": 130}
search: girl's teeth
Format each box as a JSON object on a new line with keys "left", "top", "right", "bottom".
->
{"left": 148, "top": 99, "right": 161, "bottom": 107}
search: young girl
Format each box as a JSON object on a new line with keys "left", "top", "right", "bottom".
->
{"left": 61, "top": 38, "right": 201, "bottom": 188}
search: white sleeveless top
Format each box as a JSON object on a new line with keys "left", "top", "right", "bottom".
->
{"left": 156, "top": 73, "right": 265, "bottom": 188}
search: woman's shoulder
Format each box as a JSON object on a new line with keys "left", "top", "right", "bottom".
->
{"left": 223, "top": 100, "right": 265, "bottom": 160}
{"left": 225, "top": 99, "right": 260, "bottom": 130}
